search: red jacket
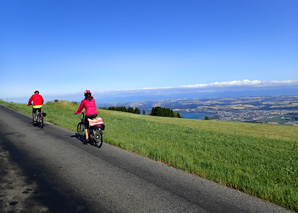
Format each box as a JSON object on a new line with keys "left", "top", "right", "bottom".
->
{"left": 75, "top": 98, "right": 98, "bottom": 116}
{"left": 28, "top": 94, "right": 44, "bottom": 107}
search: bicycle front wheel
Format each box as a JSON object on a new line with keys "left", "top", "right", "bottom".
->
{"left": 77, "top": 122, "right": 85, "bottom": 141}
{"left": 92, "top": 127, "right": 103, "bottom": 148}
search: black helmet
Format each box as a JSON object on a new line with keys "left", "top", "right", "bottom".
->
{"left": 34, "top": 90, "right": 39, "bottom": 94}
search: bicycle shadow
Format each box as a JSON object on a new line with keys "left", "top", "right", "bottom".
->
{"left": 70, "top": 134, "right": 101, "bottom": 148}
{"left": 71, "top": 133, "right": 80, "bottom": 140}
{"left": 29, "top": 121, "right": 46, "bottom": 128}
{"left": 70, "top": 134, "right": 85, "bottom": 144}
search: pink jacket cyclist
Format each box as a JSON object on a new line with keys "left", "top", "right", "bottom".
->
{"left": 75, "top": 90, "right": 98, "bottom": 144}
{"left": 75, "top": 96, "right": 98, "bottom": 115}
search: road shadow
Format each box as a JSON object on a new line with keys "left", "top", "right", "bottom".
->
{"left": 1, "top": 139, "right": 93, "bottom": 212}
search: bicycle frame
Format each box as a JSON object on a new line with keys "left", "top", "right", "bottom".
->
{"left": 36, "top": 112, "right": 46, "bottom": 128}
{"left": 77, "top": 112, "right": 103, "bottom": 148}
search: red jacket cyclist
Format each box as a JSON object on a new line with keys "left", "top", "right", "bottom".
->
{"left": 75, "top": 90, "right": 98, "bottom": 144}
{"left": 28, "top": 90, "right": 44, "bottom": 124}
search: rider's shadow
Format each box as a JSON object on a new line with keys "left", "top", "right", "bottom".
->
{"left": 70, "top": 134, "right": 87, "bottom": 145}
{"left": 29, "top": 121, "right": 46, "bottom": 127}
{"left": 71, "top": 133, "right": 80, "bottom": 140}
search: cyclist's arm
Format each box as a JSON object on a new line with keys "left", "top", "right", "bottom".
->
{"left": 75, "top": 101, "right": 85, "bottom": 114}
{"left": 28, "top": 96, "right": 33, "bottom": 105}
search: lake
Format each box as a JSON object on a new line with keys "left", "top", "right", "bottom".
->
{"left": 180, "top": 112, "right": 211, "bottom": 120}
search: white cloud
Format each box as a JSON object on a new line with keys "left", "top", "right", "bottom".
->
{"left": 180, "top": 80, "right": 262, "bottom": 88}
{"left": 180, "top": 80, "right": 298, "bottom": 89}
{"left": 96, "top": 80, "right": 298, "bottom": 93}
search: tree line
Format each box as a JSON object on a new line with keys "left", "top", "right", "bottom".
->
{"left": 150, "top": 106, "right": 183, "bottom": 118}
{"left": 101, "top": 106, "right": 144, "bottom": 115}
{"left": 101, "top": 106, "right": 183, "bottom": 118}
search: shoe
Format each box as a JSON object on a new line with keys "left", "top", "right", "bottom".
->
{"left": 83, "top": 139, "right": 89, "bottom": 144}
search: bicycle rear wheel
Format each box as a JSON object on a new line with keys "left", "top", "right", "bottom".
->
{"left": 39, "top": 118, "right": 43, "bottom": 128}
{"left": 92, "top": 127, "right": 103, "bottom": 148}
{"left": 36, "top": 114, "right": 42, "bottom": 128}
{"left": 77, "top": 122, "right": 85, "bottom": 141}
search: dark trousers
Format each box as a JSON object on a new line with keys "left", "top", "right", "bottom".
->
{"left": 32, "top": 107, "right": 42, "bottom": 120}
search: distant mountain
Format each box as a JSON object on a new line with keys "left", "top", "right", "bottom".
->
{"left": 8, "top": 80, "right": 298, "bottom": 104}
{"left": 94, "top": 80, "right": 298, "bottom": 104}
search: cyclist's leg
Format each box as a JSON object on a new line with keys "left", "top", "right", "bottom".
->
{"left": 32, "top": 108, "right": 37, "bottom": 122}
{"left": 37, "top": 108, "right": 42, "bottom": 118}
{"left": 84, "top": 117, "right": 89, "bottom": 141}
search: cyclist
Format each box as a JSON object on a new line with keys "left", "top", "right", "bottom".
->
{"left": 75, "top": 90, "right": 98, "bottom": 144}
{"left": 28, "top": 90, "right": 44, "bottom": 125}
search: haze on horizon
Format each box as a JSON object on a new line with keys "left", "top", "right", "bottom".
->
{"left": 5, "top": 79, "right": 298, "bottom": 104}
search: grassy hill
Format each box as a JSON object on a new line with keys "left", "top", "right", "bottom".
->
{"left": 1, "top": 100, "right": 297, "bottom": 211}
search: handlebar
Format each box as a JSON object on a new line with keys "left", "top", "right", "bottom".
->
{"left": 75, "top": 112, "right": 85, "bottom": 117}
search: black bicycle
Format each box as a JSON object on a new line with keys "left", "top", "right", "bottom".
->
{"left": 77, "top": 112, "right": 104, "bottom": 148}
{"left": 36, "top": 112, "right": 46, "bottom": 128}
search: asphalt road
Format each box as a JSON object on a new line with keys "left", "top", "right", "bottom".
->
{"left": 0, "top": 104, "right": 292, "bottom": 213}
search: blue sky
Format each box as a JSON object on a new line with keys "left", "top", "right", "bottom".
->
{"left": 1, "top": 0, "right": 297, "bottom": 100}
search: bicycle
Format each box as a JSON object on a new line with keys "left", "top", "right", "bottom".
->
{"left": 77, "top": 112, "right": 104, "bottom": 148}
{"left": 36, "top": 112, "right": 46, "bottom": 128}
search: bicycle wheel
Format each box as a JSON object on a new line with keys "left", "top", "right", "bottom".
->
{"left": 40, "top": 118, "right": 43, "bottom": 128}
{"left": 92, "top": 127, "right": 103, "bottom": 148}
{"left": 77, "top": 122, "right": 85, "bottom": 141}
{"left": 36, "top": 115, "right": 42, "bottom": 128}
{"left": 36, "top": 114, "right": 40, "bottom": 123}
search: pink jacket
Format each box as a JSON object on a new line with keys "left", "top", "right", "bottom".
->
{"left": 75, "top": 98, "right": 98, "bottom": 116}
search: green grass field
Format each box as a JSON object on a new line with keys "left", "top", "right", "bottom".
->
{"left": 1, "top": 100, "right": 298, "bottom": 211}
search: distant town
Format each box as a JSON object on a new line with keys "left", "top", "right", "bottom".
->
{"left": 171, "top": 96, "right": 298, "bottom": 126}
{"left": 100, "top": 96, "right": 298, "bottom": 126}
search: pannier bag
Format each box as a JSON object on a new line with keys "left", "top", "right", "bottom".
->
{"left": 88, "top": 117, "right": 104, "bottom": 127}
